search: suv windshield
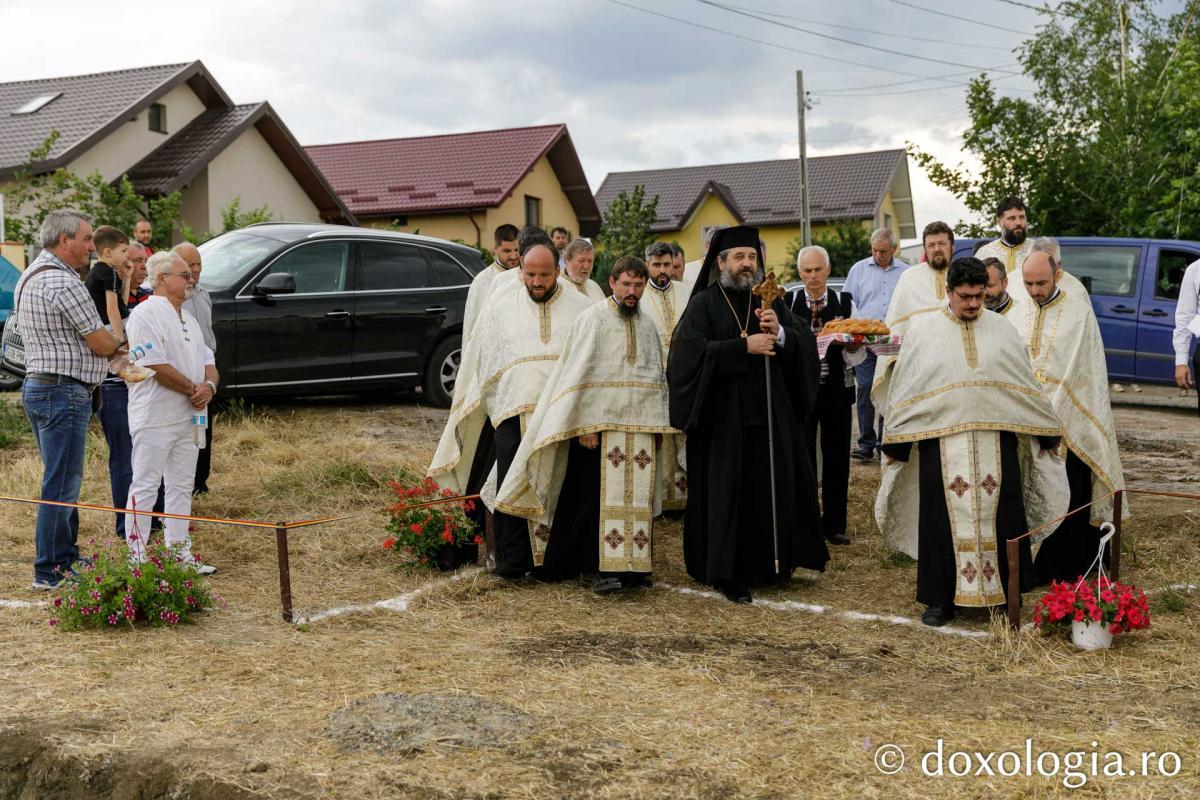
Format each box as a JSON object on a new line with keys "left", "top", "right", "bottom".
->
{"left": 197, "top": 232, "right": 279, "bottom": 291}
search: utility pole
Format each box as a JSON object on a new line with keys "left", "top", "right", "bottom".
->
{"left": 796, "top": 70, "right": 813, "bottom": 247}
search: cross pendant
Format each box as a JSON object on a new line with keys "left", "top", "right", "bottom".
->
{"left": 740, "top": 332, "right": 748, "bottom": 338}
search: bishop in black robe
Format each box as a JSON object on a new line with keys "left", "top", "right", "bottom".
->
{"left": 667, "top": 226, "right": 827, "bottom": 603}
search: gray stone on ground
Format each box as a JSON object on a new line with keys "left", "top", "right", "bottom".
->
{"left": 327, "top": 693, "right": 535, "bottom": 754}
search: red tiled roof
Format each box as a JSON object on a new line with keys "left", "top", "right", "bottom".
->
{"left": 306, "top": 124, "right": 583, "bottom": 218}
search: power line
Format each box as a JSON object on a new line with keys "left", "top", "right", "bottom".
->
{"left": 882, "top": 0, "right": 1036, "bottom": 36}
{"left": 987, "top": 0, "right": 1058, "bottom": 13}
{"left": 695, "top": 0, "right": 1024, "bottom": 74}
{"left": 818, "top": 64, "right": 1020, "bottom": 92}
{"left": 713, "top": 1, "right": 1020, "bottom": 49}
{"left": 606, "top": 0, "right": 988, "bottom": 81}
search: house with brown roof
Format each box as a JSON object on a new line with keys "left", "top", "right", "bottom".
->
{"left": 0, "top": 61, "right": 353, "bottom": 241}
{"left": 306, "top": 124, "right": 600, "bottom": 247}
{"left": 596, "top": 149, "right": 915, "bottom": 272}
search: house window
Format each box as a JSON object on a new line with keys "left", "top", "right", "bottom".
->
{"left": 148, "top": 103, "right": 167, "bottom": 134}
{"left": 884, "top": 213, "right": 892, "bottom": 232}
{"left": 525, "top": 195, "right": 542, "bottom": 228}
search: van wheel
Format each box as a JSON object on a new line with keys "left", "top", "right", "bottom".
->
{"left": 423, "top": 335, "right": 461, "bottom": 408}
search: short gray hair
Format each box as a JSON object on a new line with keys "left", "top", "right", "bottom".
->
{"left": 1030, "top": 237, "right": 1060, "bottom": 263}
{"left": 146, "top": 251, "right": 184, "bottom": 287}
{"left": 796, "top": 244, "right": 831, "bottom": 268}
{"left": 172, "top": 241, "right": 198, "bottom": 253}
{"left": 870, "top": 227, "right": 898, "bottom": 248}
{"left": 563, "top": 238, "right": 594, "bottom": 261}
{"left": 703, "top": 225, "right": 728, "bottom": 249}
{"left": 39, "top": 210, "right": 92, "bottom": 250}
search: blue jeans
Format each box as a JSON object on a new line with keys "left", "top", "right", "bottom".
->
{"left": 23, "top": 379, "right": 92, "bottom": 583}
{"left": 97, "top": 380, "right": 133, "bottom": 538}
{"left": 853, "top": 351, "right": 881, "bottom": 452}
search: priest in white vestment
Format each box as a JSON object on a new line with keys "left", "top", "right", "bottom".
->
{"left": 642, "top": 242, "right": 691, "bottom": 511}
{"left": 1011, "top": 251, "right": 1129, "bottom": 585}
{"left": 428, "top": 242, "right": 593, "bottom": 577}
{"left": 496, "top": 257, "right": 674, "bottom": 590}
{"left": 871, "top": 221, "right": 956, "bottom": 426}
{"left": 560, "top": 238, "right": 607, "bottom": 303}
{"left": 875, "top": 257, "right": 1069, "bottom": 627}
{"left": 974, "top": 196, "right": 1035, "bottom": 274}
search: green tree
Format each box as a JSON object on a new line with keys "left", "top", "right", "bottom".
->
{"left": 786, "top": 220, "right": 871, "bottom": 278}
{"left": 595, "top": 185, "right": 659, "bottom": 271}
{"left": 910, "top": 0, "right": 1200, "bottom": 239}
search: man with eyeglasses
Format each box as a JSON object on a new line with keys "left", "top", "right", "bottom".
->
{"left": 875, "top": 257, "right": 1068, "bottom": 627}
{"left": 123, "top": 251, "right": 219, "bottom": 574}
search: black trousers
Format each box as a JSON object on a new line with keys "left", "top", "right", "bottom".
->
{"left": 804, "top": 386, "right": 852, "bottom": 537}
{"left": 492, "top": 417, "right": 533, "bottom": 575}
{"left": 915, "top": 433, "right": 1032, "bottom": 609}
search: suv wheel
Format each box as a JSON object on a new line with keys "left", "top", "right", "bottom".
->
{"left": 0, "top": 369, "right": 20, "bottom": 392}
{"left": 423, "top": 335, "right": 461, "bottom": 408}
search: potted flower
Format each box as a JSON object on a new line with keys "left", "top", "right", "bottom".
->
{"left": 1033, "top": 576, "right": 1150, "bottom": 650}
{"left": 384, "top": 477, "right": 481, "bottom": 570}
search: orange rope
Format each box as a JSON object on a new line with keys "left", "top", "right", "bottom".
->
{"left": 1014, "top": 487, "right": 1200, "bottom": 543}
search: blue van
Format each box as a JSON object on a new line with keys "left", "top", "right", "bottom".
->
{"left": 0, "top": 254, "right": 18, "bottom": 330}
{"left": 955, "top": 237, "right": 1197, "bottom": 386}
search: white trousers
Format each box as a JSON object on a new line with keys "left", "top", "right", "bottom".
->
{"left": 125, "top": 420, "right": 199, "bottom": 562}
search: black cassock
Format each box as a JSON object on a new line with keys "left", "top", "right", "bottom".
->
{"left": 668, "top": 286, "right": 828, "bottom": 587}
{"left": 1032, "top": 450, "right": 1109, "bottom": 585}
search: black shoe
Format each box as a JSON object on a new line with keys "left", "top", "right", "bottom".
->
{"left": 592, "top": 577, "right": 624, "bottom": 594}
{"left": 720, "top": 584, "right": 752, "bottom": 604}
{"left": 492, "top": 566, "right": 530, "bottom": 580}
{"left": 192, "top": 485, "right": 209, "bottom": 496}
{"left": 825, "top": 532, "right": 851, "bottom": 546}
{"left": 620, "top": 574, "right": 652, "bottom": 589}
{"left": 921, "top": 605, "right": 955, "bottom": 627}
{"left": 850, "top": 448, "right": 874, "bottom": 461}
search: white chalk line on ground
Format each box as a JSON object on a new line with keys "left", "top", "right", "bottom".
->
{"left": 293, "top": 567, "right": 483, "bottom": 624}
{"left": 0, "top": 599, "right": 47, "bottom": 610}
{"left": 662, "top": 584, "right": 991, "bottom": 639}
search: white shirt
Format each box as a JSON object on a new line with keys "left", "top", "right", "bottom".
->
{"left": 125, "top": 295, "right": 215, "bottom": 430}
{"left": 1174, "top": 259, "right": 1200, "bottom": 365}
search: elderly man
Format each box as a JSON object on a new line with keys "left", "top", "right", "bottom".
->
{"left": 561, "top": 238, "right": 606, "bottom": 302}
{"left": 125, "top": 242, "right": 152, "bottom": 309}
{"left": 975, "top": 196, "right": 1033, "bottom": 273}
{"left": 842, "top": 227, "right": 909, "bottom": 460}
{"left": 14, "top": 211, "right": 125, "bottom": 589}
{"left": 123, "top": 251, "right": 218, "bottom": 573}
{"left": 176, "top": 242, "right": 217, "bottom": 494}
{"left": 791, "top": 245, "right": 865, "bottom": 545}
{"left": 133, "top": 218, "right": 155, "bottom": 255}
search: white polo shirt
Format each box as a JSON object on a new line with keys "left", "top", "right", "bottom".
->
{"left": 125, "top": 295, "right": 215, "bottom": 430}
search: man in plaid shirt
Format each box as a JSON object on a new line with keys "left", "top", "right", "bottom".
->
{"left": 14, "top": 210, "right": 125, "bottom": 590}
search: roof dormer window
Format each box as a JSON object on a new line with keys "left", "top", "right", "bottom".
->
{"left": 12, "top": 93, "right": 61, "bottom": 114}
{"left": 148, "top": 103, "right": 167, "bottom": 133}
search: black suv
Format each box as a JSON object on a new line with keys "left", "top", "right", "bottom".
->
{"left": 1, "top": 224, "right": 483, "bottom": 407}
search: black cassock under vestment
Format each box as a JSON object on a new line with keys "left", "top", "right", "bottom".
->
{"left": 1032, "top": 450, "right": 1110, "bottom": 585}
{"left": 668, "top": 285, "right": 827, "bottom": 587}
{"left": 492, "top": 417, "right": 533, "bottom": 575}
{"left": 883, "top": 432, "right": 1058, "bottom": 609}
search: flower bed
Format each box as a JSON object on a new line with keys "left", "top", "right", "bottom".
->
{"left": 383, "top": 478, "right": 480, "bottom": 570}
{"left": 50, "top": 538, "right": 219, "bottom": 629}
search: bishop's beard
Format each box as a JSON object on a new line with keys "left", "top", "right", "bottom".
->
{"left": 718, "top": 268, "right": 762, "bottom": 292}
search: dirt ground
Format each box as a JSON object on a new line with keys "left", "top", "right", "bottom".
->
{"left": 0, "top": 391, "right": 1196, "bottom": 799}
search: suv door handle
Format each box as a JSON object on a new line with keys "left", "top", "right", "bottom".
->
{"left": 1111, "top": 305, "right": 1136, "bottom": 313}
{"left": 325, "top": 310, "right": 350, "bottom": 318}
{"left": 424, "top": 306, "right": 447, "bottom": 314}
{"left": 1142, "top": 308, "right": 1169, "bottom": 317}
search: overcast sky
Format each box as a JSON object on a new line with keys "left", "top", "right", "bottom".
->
{"left": 2, "top": 0, "right": 1060, "bottom": 241}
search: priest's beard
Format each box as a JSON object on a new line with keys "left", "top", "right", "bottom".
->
{"left": 1002, "top": 227, "right": 1027, "bottom": 247}
{"left": 719, "top": 268, "right": 762, "bottom": 292}
{"left": 650, "top": 274, "right": 672, "bottom": 289}
{"left": 928, "top": 253, "right": 949, "bottom": 271}
{"left": 527, "top": 282, "right": 559, "bottom": 304}
{"left": 984, "top": 291, "right": 1009, "bottom": 310}
{"left": 615, "top": 298, "right": 639, "bottom": 318}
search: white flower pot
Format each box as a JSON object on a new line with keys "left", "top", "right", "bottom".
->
{"left": 1071, "top": 620, "right": 1114, "bottom": 650}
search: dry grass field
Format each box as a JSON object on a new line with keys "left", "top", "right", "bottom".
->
{"left": 0, "top": 392, "right": 1196, "bottom": 799}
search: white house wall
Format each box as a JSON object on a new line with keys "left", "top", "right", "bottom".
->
{"left": 68, "top": 84, "right": 206, "bottom": 181}
{"left": 204, "top": 125, "right": 321, "bottom": 231}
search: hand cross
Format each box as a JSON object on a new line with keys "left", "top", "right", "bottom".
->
{"left": 752, "top": 272, "right": 786, "bottom": 309}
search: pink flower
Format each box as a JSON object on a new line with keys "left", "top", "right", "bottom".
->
{"left": 48, "top": 619, "right": 58, "bottom": 627}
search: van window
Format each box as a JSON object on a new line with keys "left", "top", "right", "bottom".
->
{"left": 1061, "top": 245, "right": 1140, "bottom": 296}
{"left": 1154, "top": 249, "right": 1195, "bottom": 301}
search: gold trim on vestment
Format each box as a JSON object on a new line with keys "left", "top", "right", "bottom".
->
{"left": 891, "top": 379, "right": 1047, "bottom": 411}
{"left": 941, "top": 310, "right": 980, "bottom": 369}
{"left": 886, "top": 421, "right": 1061, "bottom": 445}
{"left": 893, "top": 304, "right": 945, "bottom": 327}
{"left": 932, "top": 269, "right": 946, "bottom": 301}
{"left": 539, "top": 285, "right": 563, "bottom": 344}
{"left": 548, "top": 380, "right": 668, "bottom": 408}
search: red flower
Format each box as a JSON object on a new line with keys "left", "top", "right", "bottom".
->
{"left": 442, "top": 530, "right": 454, "bottom": 543}
{"left": 382, "top": 536, "right": 397, "bottom": 550}
{"left": 410, "top": 523, "right": 424, "bottom": 535}
{"left": 474, "top": 535, "right": 484, "bottom": 546}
